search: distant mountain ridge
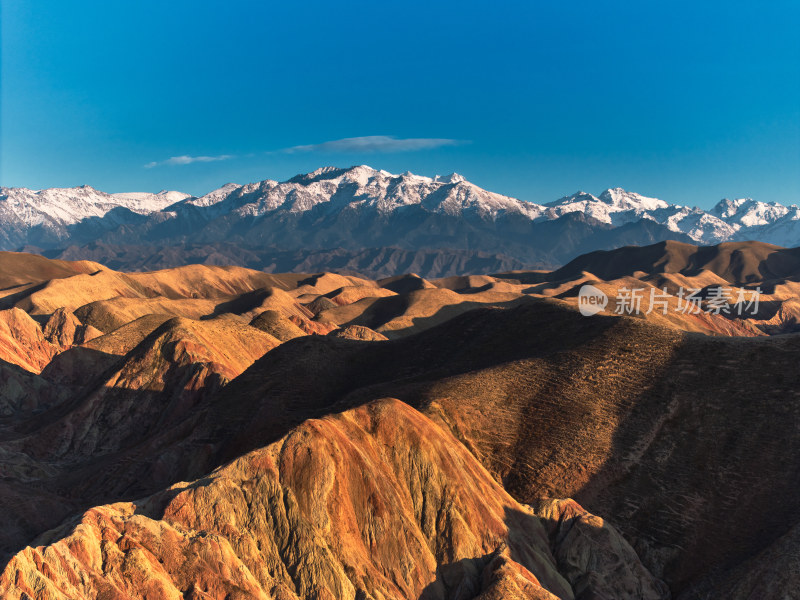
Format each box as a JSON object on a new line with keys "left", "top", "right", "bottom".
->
{"left": 3, "top": 165, "right": 798, "bottom": 276}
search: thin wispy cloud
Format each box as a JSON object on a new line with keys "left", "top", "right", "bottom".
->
{"left": 283, "top": 135, "right": 466, "bottom": 154}
{"left": 142, "top": 137, "right": 463, "bottom": 168}
{"left": 144, "top": 154, "right": 234, "bottom": 168}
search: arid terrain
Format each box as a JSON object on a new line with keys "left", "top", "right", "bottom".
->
{"left": 0, "top": 240, "right": 798, "bottom": 599}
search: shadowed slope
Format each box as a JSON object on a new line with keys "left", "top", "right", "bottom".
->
{"left": 53, "top": 243, "right": 534, "bottom": 279}
{"left": 20, "top": 317, "right": 280, "bottom": 461}
{"left": 314, "top": 287, "right": 534, "bottom": 338}
{"left": 197, "top": 300, "right": 800, "bottom": 597}
{"left": 686, "top": 522, "right": 800, "bottom": 599}
{"left": 534, "top": 499, "right": 670, "bottom": 599}
{"left": 81, "top": 314, "right": 176, "bottom": 357}
{"left": 0, "top": 359, "right": 68, "bottom": 417}
{"left": 545, "top": 240, "right": 798, "bottom": 284}
{"left": 323, "top": 284, "right": 396, "bottom": 306}
{"left": 378, "top": 273, "right": 437, "bottom": 293}
{"left": 0, "top": 316, "right": 281, "bottom": 560}
{"left": 73, "top": 297, "right": 218, "bottom": 333}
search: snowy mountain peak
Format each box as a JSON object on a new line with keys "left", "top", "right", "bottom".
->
{"left": 286, "top": 166, "right": 352, "bottom": 185}
{"left": 341, "top": 165, "right": 383, "bottom": 186}
{"left": 398, "top": 170, "right": 431, "bottom": 182}
{"left": 598, "top": 188, "right": 670, "bottom": 211}
{"left": 434, "top": 173, "right": 466, "bottom": 184}
{"left": 549, "top": 191, "right": 598, "bottom": 204}
{"left": 711, "top": 197, "right": 749, "bottom": 218}
{"left": 287, "top": 165, "right": 392, "bottom": 186}
{"left": 710, "top": 197, "right": 794, "bottom": 228}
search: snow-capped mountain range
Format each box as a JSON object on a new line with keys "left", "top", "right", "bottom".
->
{"left": 0, "top": 185, "right": 188, "bottom": 226}
{"left": 540, "top": 187, "right": 800, "bottom": 245}
{"left": 1, "top": 165, "right": 798, "bottom": 273}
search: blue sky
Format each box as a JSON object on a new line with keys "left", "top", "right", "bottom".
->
{"left": 2, "top": 1, "right": 798, "bottom": 208}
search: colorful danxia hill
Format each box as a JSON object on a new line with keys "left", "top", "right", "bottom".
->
{"left": 0, "top": 238, "right": 797, "bottom": 599}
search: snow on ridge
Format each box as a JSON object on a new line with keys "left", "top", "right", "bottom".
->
{"left": 2, "top": 167, "right": 797, "bottom": 245}
{"left": 598, "top": 188, "right": 670, "bottom": 212}
{"left": 711, "top": 197, "right": 796, "bottom": 229}
{"left": 186, "top": 183, "right": 243, "bottom": 208}
{"left": 540, "top": 187, "right": 739, "bottom": 242}
{"left": 110, "top": 190, "right": 190, "bottom": 212}
{"left": 227, "top": 165, "right": 545, "bottom": 219}
{"left": 0, "top": 185, "right": 191, "bottom": 230}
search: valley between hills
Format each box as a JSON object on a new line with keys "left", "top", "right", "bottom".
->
{"left": 0, "top": 239, "right": 798, "bottom": 599}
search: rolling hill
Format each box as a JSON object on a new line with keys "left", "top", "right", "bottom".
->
{"left": 0, "top": 245, "right": 797, "bottom": 598}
